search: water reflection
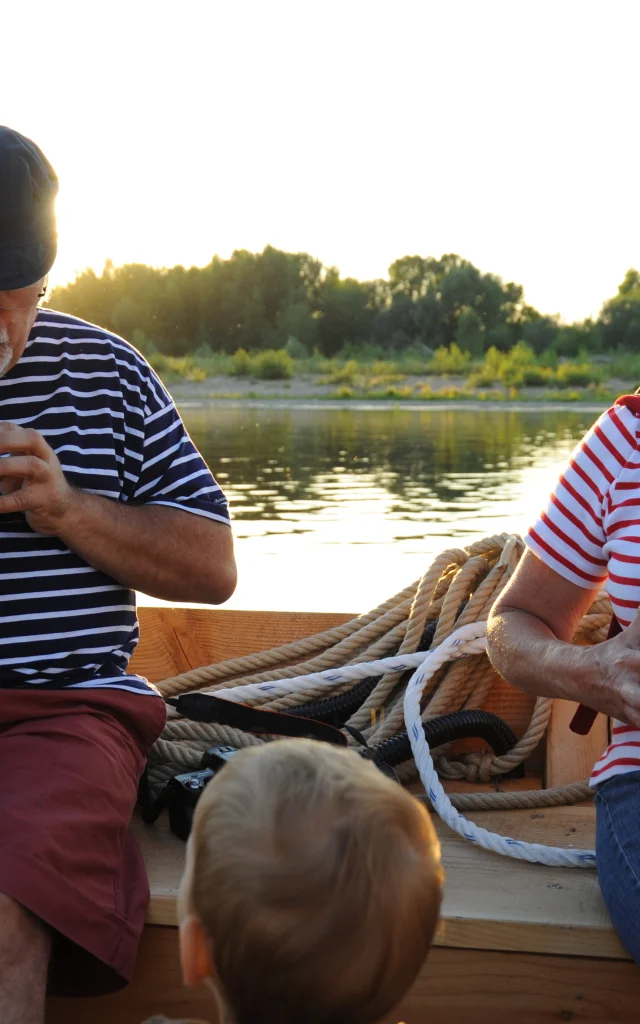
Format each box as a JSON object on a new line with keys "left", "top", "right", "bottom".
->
{"left": 162, "top": 406, "right": 597, "bottom": 613}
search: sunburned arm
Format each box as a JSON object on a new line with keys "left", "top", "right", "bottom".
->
{"left": 487, "top": 550, "right": 640, "bottom": 728}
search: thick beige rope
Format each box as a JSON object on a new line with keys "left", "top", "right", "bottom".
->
{"left": 149, "top": 533, "right": 608, "bottom": 811}
{"left": 446, "top": 781, "right": 595, "bottom": 811}
{"left": 158, "top": 582, "right": 419, "bottom": 698}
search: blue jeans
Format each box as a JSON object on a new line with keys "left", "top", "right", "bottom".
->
{"left": 596, "top": 769, "right": 640, "bottom": 962}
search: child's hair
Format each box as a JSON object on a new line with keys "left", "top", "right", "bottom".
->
{"left": 190, "top": 738, "right": 443, "bottom": 1024}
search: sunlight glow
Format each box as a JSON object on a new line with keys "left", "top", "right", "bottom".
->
{"left": 3, "top": 0, "right": 638, "bottom": 322}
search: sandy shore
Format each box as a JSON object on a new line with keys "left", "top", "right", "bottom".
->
{"left": 169, "top": 373, "right": 623, "bottom": 414}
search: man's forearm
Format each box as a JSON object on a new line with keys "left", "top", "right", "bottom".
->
{"left": 57, "top": 490, "right": 237, "bottom": 604}
{"left": 487, "top": 608, "right": 600, "bottom": 706}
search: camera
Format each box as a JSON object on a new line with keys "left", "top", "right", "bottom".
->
{"left": 141, "top": 745, "right": 238, "bottom": 841}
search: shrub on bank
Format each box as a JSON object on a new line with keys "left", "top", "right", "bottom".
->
{"left": 468, "top": 344, "right": 604, "bottom": 391}
{"left": 427, "top": 344, "right": 471, "bottom": 375}
{"left": 149, "top": 352, "right": 206, "bottom": 382}
{"left": 323, "top": 359, "right": 360, "bottom": 386}
{"left": 232, "top": 348, "right": 253, "bottom": 376}
{"left": 556, "top": 362, "right": 601, "bottom": 387}
{"left": 252, "top": 349, "right": 294, "bottom": 380}
{"left": 144, "top": 337, "right": 628, "bottom": 398}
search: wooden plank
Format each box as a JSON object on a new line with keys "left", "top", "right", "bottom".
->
{"left": 143, "top": 782, "right": 544, "bottom": 929}
{"left": 478, "top": 671, "right": 538, "bottom": 756}
{"left": 46, "top": 933, "right": 640, "bottom": 1024}
{"left": 129, "top": 607, "right": 193, "bottom": 682}
{"left": 463, "top": 804, "right": 597, "bottom": 847}
{"left": 546, "top": 698, "right": 609, "bottom": 787}
{"left": 129, "top": 606, "right": 355, "bottom": 683}
{"left": 46, "top": 926, "right": 212, "bottom": 1024}
{"left": 434, "top": 806, "right": 627, "bottom": 960}
{"left": 441, "top": 775, "right": 542, "bottom": 795}
{"left": 388, "top": 947, "right": 640, "bottom": 1024}
{"left": 132, "top": 802, "right": 624, "bottom": 960}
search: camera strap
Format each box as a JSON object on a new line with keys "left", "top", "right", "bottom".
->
{"left": 165, "top": 692, "right": 348, "bottom": 747}
{"left": 138, "top": 695, "right": 347, "bottom": 827}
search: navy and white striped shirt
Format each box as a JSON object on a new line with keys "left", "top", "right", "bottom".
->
{"left": 0, "top": 309, "right": 230, "bottom": 695}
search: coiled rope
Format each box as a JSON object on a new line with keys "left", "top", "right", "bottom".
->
{"left": 147, "top": 532, "right": 608, "bottom": 864}
{"left": 403, "top": 622, "right": 596, "bottom": 867}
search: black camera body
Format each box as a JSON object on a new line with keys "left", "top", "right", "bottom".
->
{"left": 166, "top": 767, "right": 215, "bottom": 841}
{"left": 141, "top": 745, "right": 238, "bottom": 841}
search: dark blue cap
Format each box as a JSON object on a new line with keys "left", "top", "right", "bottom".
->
{"left": 0, "top": 127, "right": 58, "bottom": 292}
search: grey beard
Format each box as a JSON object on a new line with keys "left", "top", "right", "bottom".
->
{"left": 0, "top": 326, "right": 13, "bottom": 378}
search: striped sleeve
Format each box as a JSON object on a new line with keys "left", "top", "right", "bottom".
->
{"left": 525, "top": 406, "right": 635, "bottom": 589}
{"left": 126, "top": 367, "right": 230, "bottom": 525}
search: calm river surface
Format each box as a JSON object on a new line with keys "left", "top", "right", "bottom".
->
{"left": 143, "top": 404, "right": 601, "bottom": 614}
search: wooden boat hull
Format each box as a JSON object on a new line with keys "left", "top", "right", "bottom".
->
{"left": 46, "top": 931, "right": 640, "bottom": 1024}
{"left": 46, "top": 606, "right": 640, "bottom": 1023}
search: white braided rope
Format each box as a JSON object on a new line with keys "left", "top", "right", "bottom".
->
{"left": 403, "top": 622, "right": 597, "bottom": 868}
{"left": 206, "top": 652, "right": 432, "bottom": 704}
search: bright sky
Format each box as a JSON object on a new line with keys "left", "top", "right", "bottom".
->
{"left": 3, "top": 0, "right": 638, "bottom": 323}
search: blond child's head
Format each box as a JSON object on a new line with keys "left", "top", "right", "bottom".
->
{"left": 178, "top": 738, "right": 443, "bottom": 1024}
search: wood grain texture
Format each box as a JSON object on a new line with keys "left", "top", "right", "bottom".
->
{"left": 546, "top": 699, "right": 609, "bottom": 787}
{"left": 129, "top": 606, "right": 355, "bottom": 683}
{"left": 387, "top": 947, "right": 640, "bottom": 1024}
{"left": 133, "top": 802, "right": 623, "bottom": 960}
{"left": 435, "top": 805, "right": 626, "bottom": 960}
{"left": 46, "top": 932, "right": 640, "bottom": 1024}
{"left": 46, "top": 926, "right": 211, "bottom": 1024}
{"left": 441, "top": 774, "right": 542, "bottom": 794}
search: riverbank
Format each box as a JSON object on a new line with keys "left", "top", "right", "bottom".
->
{"left": 176, "top": 396, "right": 611, "bottom": 413}
{"left": 168, "top": 373, "right": 627, "bottom": 412}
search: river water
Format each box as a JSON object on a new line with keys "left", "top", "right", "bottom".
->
{"left": 148, "top": 404, "right": 600, "bottom": 614}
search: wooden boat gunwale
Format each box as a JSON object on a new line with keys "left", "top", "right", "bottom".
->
{"left": 47, "top": 605, "right": 640, "bottom": 1024}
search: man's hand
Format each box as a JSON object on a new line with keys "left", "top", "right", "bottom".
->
{"left": 0, "top": 422, "right": 76, "bottom": 535}
{"left": 586, "top": 609, "right": 640, "bottom": 728}
{"left": 0, "top": 421, "right": 236, "bottom": 604}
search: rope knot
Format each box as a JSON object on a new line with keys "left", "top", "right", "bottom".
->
{"left": 462, "top": 750, "right": 494, "bottom": 784}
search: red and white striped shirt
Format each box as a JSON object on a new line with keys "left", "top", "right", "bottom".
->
{"left": 525, "top": 395, "right": 640, "bottom": 786}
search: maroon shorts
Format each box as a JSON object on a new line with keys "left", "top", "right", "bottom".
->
{"left": 0, "top": 686, "right": 166, "bottom": 997}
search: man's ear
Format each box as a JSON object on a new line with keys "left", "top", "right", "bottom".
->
{"left": 179, "top": 914, "right": 214, "bottom": 988}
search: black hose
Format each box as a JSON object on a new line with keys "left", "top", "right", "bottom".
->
{"left": 262, "top": 610, "right": 525, "bottom": 775}
{"left": 294, "top": 617, "right": 442, "bottom": 728}
{"left": 369, "top": 709, "right": 522, "bottom": 775}
{"left": 418, "top": 617, "right": 439, "bottom": 651}
{"left": 293, "top": 607, "right": 480, "bottom": 730}
{"left": 294, "top": 676, "right": 379, "bottom": 727}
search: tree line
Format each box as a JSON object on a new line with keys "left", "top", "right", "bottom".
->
{"left": 49, "top": 248, "right": 640, "bottom": 359}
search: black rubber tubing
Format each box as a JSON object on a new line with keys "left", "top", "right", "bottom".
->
{"left": 371, "top": 709, "right": 518, "bottom": 768}
{"left": 293, "top": 617, "right": 442, "bottom": 727}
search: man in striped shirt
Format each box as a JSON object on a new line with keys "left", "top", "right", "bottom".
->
{"left": 488, "top": 395, "right": 640, "bottom": 963}
{"left": 0, "top": 127, "right": 236, "bottom": 1020}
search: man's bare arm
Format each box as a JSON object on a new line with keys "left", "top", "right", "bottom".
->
{"left": 60, "top": 492, "right": 236, "bottom": 603}
{"left": 0, "top": 422, "right": 237, "bottom": 604}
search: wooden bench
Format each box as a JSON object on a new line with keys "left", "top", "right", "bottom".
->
{"left": 47, "top": 608, "right": 640, "bottom": 1023}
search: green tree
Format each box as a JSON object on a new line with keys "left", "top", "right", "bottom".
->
{"left": 48, "top": 246, "right": 632, "bottom": 367}
{"left": 600, "top": 269, "right": 640, "bottom": 350}
{"left": 315, "top": 271, "right": 374, "bottom": 355}
{"left": 455, "top": 307, "right": 485, "bottom": 356}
